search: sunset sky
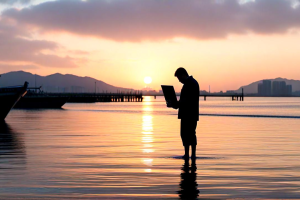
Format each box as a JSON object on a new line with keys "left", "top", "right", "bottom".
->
{"left": 0, "top": 0, "right": 300, "bottom": 92}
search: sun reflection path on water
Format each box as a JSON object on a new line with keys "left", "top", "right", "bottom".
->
{"left": 142, "top": 96, "right": 154, "bottom": 173}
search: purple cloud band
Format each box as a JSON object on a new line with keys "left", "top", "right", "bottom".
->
{"left": 0, "top": 22, "right": 78, "bottom": 69}
{"left": 3, "top": 0, "right": 300, "bottom": 41}
{"left": 0, "top": 0, "right": 31, "bottom": 5}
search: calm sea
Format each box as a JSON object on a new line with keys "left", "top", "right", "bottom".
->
{"left": 1, "top": 96, "right": 300, "bottom": 199}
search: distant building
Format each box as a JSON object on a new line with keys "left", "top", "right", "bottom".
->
{"left": 258, "top": 83, "right": 263, "bottom": 95}
{"left": 45, "top": 85, "right": 60, "bottom": 93}
{"left": 258, "top": 80, "right": 272, "bottom": 96}
{"left": 273, "top": 81, "right": 286, "bottom": 96}
{"left": 258, "top": 80, "right": 293, "bottom": 96}
{"left": 272, "top": 81, "right": 280, "bottom": 95}
{"left": 279, "top": 81, "right": 287, "bottom": 96}
{"left": 272, "top": 81, "right": 292, "bottom": 96}
{"left": 142, "top": 86, "right": 154, "bottom": 92}
{"left": 294, "top": 90, "right": 300, "bottom": 96}
{"left": 226, "top": 90, "right": 236, "bottom": 94}
{"left": 263, "top": 80, "right": 272, "bottom": 95}
{"left": 200, "top": 90, "right": 209, "bottom": 95}
{"left": 71, "top": 86, "right": 85, "bottom": 93}
{"left": 286, "top": 85, "right": 293, "bottom": 96}
{"left": 63, "top": 87, "right": 70, "bottom": 93}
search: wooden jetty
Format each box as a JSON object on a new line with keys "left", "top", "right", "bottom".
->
{"left": 202, "top": 93, "right": 244, "bottom": 101}
{"left": 47, "top": 92, "right": 143, "bottom": 103}
{"left": 202, "top": 88, "right": 244, "bottom": 101}
{"left": 30, "top": 88, "right": 244, "bottom": 103}
{"left": 152, "top": 88, "right": 244, "bottom": 101}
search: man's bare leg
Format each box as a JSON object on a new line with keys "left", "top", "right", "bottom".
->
{"left": 184, "top": 145, "right": 189, "bottom": 160}
{"left": 191, "top": 145, "right": 196, "bottom": 159}
{"left": 191, "top": 145, "right": 197, "bottom": 170}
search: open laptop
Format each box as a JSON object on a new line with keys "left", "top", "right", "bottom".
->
{"left": 161, "top": 85, "right": 178, "bottom": 104}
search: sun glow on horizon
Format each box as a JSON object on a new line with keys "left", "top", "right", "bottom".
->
{"left": 144, "top": 76, "right": 152, "bottom": 85}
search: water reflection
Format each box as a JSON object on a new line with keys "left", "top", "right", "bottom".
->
{"left": 178, "top": 159, "right": 200, "bottom": 199}
{"left": 142, "top": 96, "right": 154, "bottom": 172}
{"left": 0, "top": 122, "right": 26, "bottom": 170}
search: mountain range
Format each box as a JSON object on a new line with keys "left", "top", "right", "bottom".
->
{"left": 1, "top": 71, "right": 300, "bottom": 94}
{"left": 0, "top": 71, "right": 133, "bottom": 93}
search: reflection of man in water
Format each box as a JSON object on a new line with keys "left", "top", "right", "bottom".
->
{"left": 177, "top": 159, "right": 200, "bottom": 199}
{"left": 167, "top": 67, "right": 199, "bottom": 160}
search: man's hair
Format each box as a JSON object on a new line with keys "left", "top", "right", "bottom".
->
{"left": 174, "top": 67, "right": 189, "bottom": 77}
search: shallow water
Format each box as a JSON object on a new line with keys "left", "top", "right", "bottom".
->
{"left": 1, "top": 96, "right": 300, "bottom": 199}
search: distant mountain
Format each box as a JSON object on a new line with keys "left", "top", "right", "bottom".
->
{"left": 236, "top": 78, "right": 300, "bottom": 94}
{"left": 0, "top": 71, "right": 133, "bottom": 93}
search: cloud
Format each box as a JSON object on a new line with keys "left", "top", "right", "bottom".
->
{"left": 0, "top": 22, "right": 78, "bottom": 68}
{"left": 3, "top": 0, "right": 300, "bottom": 42}
{"left": 0, "top": 63, "right": 39, "bottom": 70}
{"left": 0, "top": 0, "right": 31, "bottom": 5}
{"left": 68, "top": 50, "right": 90, "bottom": 55}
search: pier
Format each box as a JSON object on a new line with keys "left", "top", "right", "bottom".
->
{"left": 29, "top": 88, "right": 244, "bottom": 103}
{"left": 147, "top": 88, "right": 245, "bottom": 101}
{"left": 47, "top": 92, "right": 144, "bottom": 103}
{"left": 202, "top": 88, "right": 244, "bottom": 101}
{"left": 202, "top": 94, "right": 244, "bottom": 101}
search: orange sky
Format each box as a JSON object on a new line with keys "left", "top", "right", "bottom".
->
{"left": 0, "top": 0, "right": 300, "bottom": 92}
{"left": 20, "top": 32, "right": 300, "bottom": 92}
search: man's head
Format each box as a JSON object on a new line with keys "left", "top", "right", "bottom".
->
{"left": 175, "top": 67, "right": 189, "bottom": 84}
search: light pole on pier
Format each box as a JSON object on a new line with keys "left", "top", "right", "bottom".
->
{"left": 35, "top": 74, "right": 37, "bottom": 93}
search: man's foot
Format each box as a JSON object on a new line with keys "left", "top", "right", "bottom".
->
{"left": 183, "top": 155, "right": 189, "bottom": 160}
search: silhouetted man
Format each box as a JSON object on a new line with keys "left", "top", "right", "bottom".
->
{"left": 167, "top": 68, "right": 199, "bottom": 160}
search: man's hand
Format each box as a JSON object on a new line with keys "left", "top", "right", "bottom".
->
{"left": 167, "top": 101, "right": 173, "bottom": 108}
{"left": 167, "top": 100, "right": 179, "bottom": 109}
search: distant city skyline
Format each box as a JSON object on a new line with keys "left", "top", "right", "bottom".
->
{"left": 1, "top": 0, "right": 300, "bottom": 92}
{"left": 258, "top": 80, "right": 293, "bottom": 96}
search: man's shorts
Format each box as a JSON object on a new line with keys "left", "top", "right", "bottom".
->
{"left": 180, "top": 119, "right": 197, "bottom": 146}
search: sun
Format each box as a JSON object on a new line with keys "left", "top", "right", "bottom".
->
{"left": 144, "top": 76, "right": 152, "bottom": 84}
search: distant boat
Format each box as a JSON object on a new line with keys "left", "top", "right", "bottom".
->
{"left": 0, "top": 82, "right": 28, "bottom": 120}
{"left": 14, "top": 90, "right": 69, "bottom": 109}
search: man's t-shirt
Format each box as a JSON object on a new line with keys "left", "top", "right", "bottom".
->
{"left": 178, "top": 76, "right": 200, "bottom": 121}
